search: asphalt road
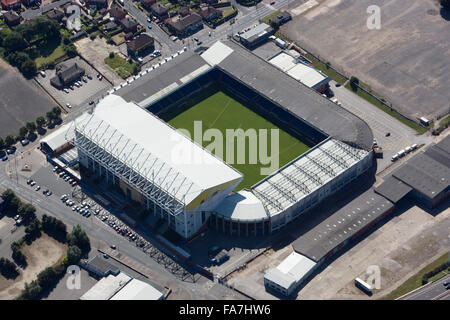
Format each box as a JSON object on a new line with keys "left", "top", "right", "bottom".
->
{"left": 400, "top": 274, "right": 450, "bottom": 300}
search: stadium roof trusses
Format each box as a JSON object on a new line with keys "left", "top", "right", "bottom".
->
{"left": 252, "top": 138, "right": 369, "bottom": 216}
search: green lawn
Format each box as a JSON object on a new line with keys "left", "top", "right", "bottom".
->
{"left": 304, "top": 53, "right": 347, "bottom": 84}
{"left": 104, "top": 55, "right": 139, "bottom": 79}
{"left": 261, "top": 10, "right": 281, "bottom": 24}
{"left": 381, "top": 252, "right": 450, "bottom": 300}
{"left": 168, "top": 90, "right": 310, "bottom": 190}
{"left": 344, "top": 83, "right": 428, "bottom": 135}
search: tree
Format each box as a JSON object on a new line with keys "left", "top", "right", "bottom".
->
{"left": 21, "top": 204, "right": 37, "bottom": 225}
{"left": 1, "top": 189, "right": 16, "bottom": 203}
{"left": 0, "top": 257, "right": 19, "bottom": 279}
{"left": 5, "top": 135, "right": 15, "bottom": 147}
{"left": 67, "top": 245, "right": 82, "bottom": 265}
{"left": 67, "top": 225, "right": 90, "bottom": 253}
{"left": 19, "top": 126, "right": 28, "bottom": 138}
{"left": 22, "top": 280, "right": 42, "bottom": 300}
{"left": 26, "top": 121, "right": 37, "bottom": 134}
{"left": 63, "top": 37, "right": 70, "bottom": 45}
{"left": 132, "top": 63, "right": 141, "bottom": 75}
{"left": 64, "top": 44, "right": 78, "bottom": 58}
{"left": 36, "top": 116, "right": 46, "bottom": 128}
{"left": 0, "top": 137, "right": 4, "bottom": 150}
{"left": 20, "top": 59, "right": 37, "bottom": 78}
{"left": 24, "top": 219, "right": 41, "bottom": 242}
{"left": 52, "top": 106, "right": 61, "bottom": 118}
{"left": 41, "top": 214, "right": 67, "bottom": 242}
{"left": 46, "top": 110, "right": 55, "bottom": 122}
{"left": 3, "top": 31, "right": 27, "bottom": 52}
{"left": 441, "top": 0, "right": 450, "bottom": 9}
{"left": 37, "top": 267, "right": 57, "bottom": 289}
{"left": 109, "top": 52, "right": 115, "bottom": 59}
{"left": 349, "top": 76, "right": 359, "bottom": 91}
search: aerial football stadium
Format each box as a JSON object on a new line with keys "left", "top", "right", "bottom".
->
{"left": 71, "top": 40, "right": 374, "bottom": 240}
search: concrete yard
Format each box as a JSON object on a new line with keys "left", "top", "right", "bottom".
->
{"left": 282, "top": 0, "right": 450, "bottom": 119}
{"left": 0, "top": 60, "right": 56, "bottom": 138}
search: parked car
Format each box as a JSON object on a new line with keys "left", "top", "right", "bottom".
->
{"left": 21, "top": 139, "right": 29, "bottom": 146}
{"left": 147, "top": 25, "right": 152, "bottom": 29}
{"left": 35, "top": 186, "right": 40, "bottom": 191}
{"left": 30, "top": 181, "right": 36, "bottom": 186}
{"left": 1, "top": 156, "right": 7, "bottom": 161}
{"left": 40, "top": 71, "right": 46, "bottom": 77}
{"left": 87, "top": 74, "right": 93, "bottom": 80}
{"left": 64, "top": 88, "right": 70, "bottom": 93}
{"left": 27, "top": 179, "right": 33, "bottom": 185}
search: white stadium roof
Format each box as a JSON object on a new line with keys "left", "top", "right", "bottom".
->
{"left": 74, "top": 94, "right": 242, "bottom": 206}
{"left": 214, "top": 190, "right": 268, "bottom": 222}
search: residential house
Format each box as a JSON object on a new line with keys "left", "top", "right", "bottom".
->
{"left": 165, "top": 12, "right": 203, "bottom": 38}
{"left": 46, "top": 8, "right": 65, "bottom": 22}
{"left": 86, "top": 0, "right": 107, "bottom": 9}
{"left": 141, "top": 0, "right": 155, "bottom": 11}
{"left": 200, "top": 6, "right": 222, "bottom": 22}
{"left": 1, "top": 0, "right": 21, "bottom": 10}
{"left": 50, "top": 62, "right": 85, "bottom": 89}
{"left": 177, "top": 7, "right": 189, "bottom": 17}
{"left": 21, "top": 0, "right": 39, "bottom": 7}
{"left": 119, "top": 17, "right": 138, "bottom": 34}
{"left": 150, "top": 3, "right": 168, "bottom": 20}
{"left": 127, "top": 34, "right": 154, "bottom": 57}
{"left": 3, "top": 10, "right": 20, "bottom": 26}
{"left": 109, "top": 5, "right": 126, "bottom": 21}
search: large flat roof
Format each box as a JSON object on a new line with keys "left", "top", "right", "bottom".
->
{"left": 292, "top": 189, "right": 394, "bottom": 262}
{"left": 110, "top": 278, "right": 163, "bottom": 300}
{"left": 374, "top": 176, "right": 413, "bottom": 203}
{"left": 80, "top": 273, "right": 131, "bottom": 300}
{"left": 75, "top": 94, "right": 242, "bottom": 205}
{"left": 214, "top": 190, "right": 268, "bottom": 222}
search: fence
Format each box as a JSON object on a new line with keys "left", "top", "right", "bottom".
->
{"left": 298, "top": 44, "right": 426, "bottom": 129}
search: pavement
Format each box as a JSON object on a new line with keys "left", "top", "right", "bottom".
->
{"left": 330, "top": 81, "right": 434, "bottom": 173}
{"left": 400, "top": 274, "right": 450, "bottom": 300}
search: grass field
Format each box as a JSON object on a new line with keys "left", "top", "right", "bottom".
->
{"left": 168, "top": 90, "right": 310, "bottom": 190}
{"left": 104, "top": 54, "right": 139, "bottom": 79}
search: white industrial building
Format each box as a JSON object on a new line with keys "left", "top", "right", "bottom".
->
{"left": 264, "top": 252, "right": 317, "bottom": 296}
{"left": 268, "top": 51, "right": 330, "bottom": 93}
{"left": 72, "top": 94, "right": 242, "bottom": 239}
{"left": 80, "top": 273, "right": 164, "bottom": 300}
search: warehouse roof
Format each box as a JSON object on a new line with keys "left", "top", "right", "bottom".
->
{"left": 292, "top": 189, "right": 393, "bottom": 262}
{"left": 264, "top": 252, "right": 316, "bottom": 290}
{"left": 80, "top": 273, "right": 131, "bottom": 300}
{"left": 74, "top": 94, "right": 242, "bottom": 205}
{"left": 110, "top": 278, "right": 163, "bottom": 300}
{"left": 392, "top": 153, "right": 449, "bottom": 200}
{"left": 374, "top": 176, "right": 412, "bottom": 203}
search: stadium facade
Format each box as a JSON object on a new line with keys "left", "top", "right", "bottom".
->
{"left": 72, "top": 40, "right": 374, "bottom": 240}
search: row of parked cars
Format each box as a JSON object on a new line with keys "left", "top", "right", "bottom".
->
{"left": 54, "top": 166, "right": 78, "bottom": 187}
{"left": 62, "top": 74, "right": 95, "bottom": 94}
{"left": 391, "top": 144, "right": 418, "bottom": 162}
{"left": 26, "top": 178, "right": 52, "bottom": 195}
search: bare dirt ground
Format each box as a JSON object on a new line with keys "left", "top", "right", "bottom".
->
{"left": 74, "top": 37, "right": 124, "bottom": 86}
{"left": 281, "top": 0, "right": 450, "bottom": 119}
{"left": 0, "top": 234, "right": 67, "bottom": 300}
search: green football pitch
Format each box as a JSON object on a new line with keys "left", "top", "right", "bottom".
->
{"left": 168, "top": 90, "right": 311, "bottom": 190}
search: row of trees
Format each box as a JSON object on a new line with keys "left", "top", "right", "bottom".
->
{"left": 1, "top": 189, "right": 37, "bottom": 225}
{"left": 0, "top": 106, "right": 62, "bottom": 149}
